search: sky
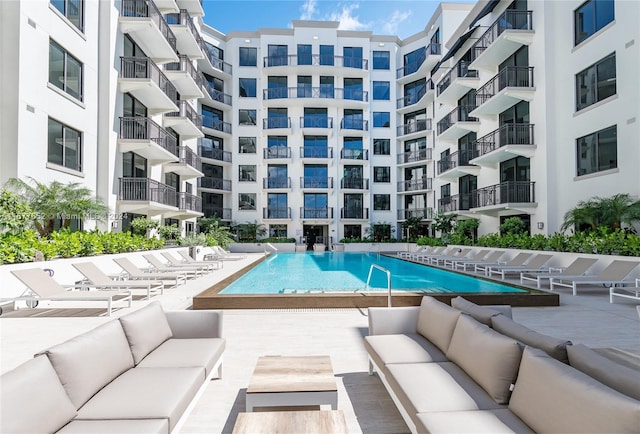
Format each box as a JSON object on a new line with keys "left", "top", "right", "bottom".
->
{"left": 202, "top": 0, "right": 473, "bottom": 39}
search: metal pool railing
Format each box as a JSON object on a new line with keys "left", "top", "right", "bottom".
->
{"left": 365, "top": 264, "right": 392, "bottom": 307}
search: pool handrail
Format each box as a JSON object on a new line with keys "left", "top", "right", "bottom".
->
{"left": 365, "top": 264, "right": 392, "bottom": 307}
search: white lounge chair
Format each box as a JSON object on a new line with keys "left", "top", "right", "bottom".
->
{"left": 487, "top": 254, "right": 554, "bottom": 280}
{"left": 160, "top": 252, "right": 219, "bottom": 272}
{"left": 609, "top": 278, "right": 640, "bottom": 304}
{"left": 452, "top": 251, "right": 505, "bottom": 271}
{"left": 414, "top": 246, "right": 454, "bottom": 263}
{"left": 72, "top": 262, "right": 164, "bottom": 300}
{"left": 397, "top": 246, "right": 434, "bottom": 259}
{"left": 8, "top": 268, "right": 132, "bottom": 316}
{"left": 520, "top": 257, "right": 598, "bottom": 288}
{"left": 177, "top": 250, "right": 225, "bottom": 268}
{"left": 113, "top": 258, "right": 188, "bottom": 286}
{"left": 443, "top": 249, "right": 490, "bottom": 268}
{"left": 142, "top": 254, "right": 207, "bottom": 278}
{"left": 207, "top": 246, "right": 246, "bottom": 260}
{"left": 430, "top": 248, "right": 472, "bottom": 265}
{"left": 475, "top": 252, "right": 532, "bottom": 276}
{"left": 550, "top": 260, "right": 639, "bottom": 296}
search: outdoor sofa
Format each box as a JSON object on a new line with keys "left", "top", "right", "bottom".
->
{"left": 365, "top": 296, "right": 640, "bottom": 433}
{"left": 0, "top": 302, "right": 225, "bottom": 434}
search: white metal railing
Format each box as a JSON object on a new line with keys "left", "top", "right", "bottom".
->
{"left": 365, "top": 264, "right": 392, "bottom": 307}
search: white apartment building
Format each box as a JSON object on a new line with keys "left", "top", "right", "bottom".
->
{"left": 1, "top": 0, "right": 638, "bottom": 246}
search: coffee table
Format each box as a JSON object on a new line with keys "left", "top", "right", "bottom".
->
{"left": 245, "top": 355, "right": 338, "bottom": 411}
{"left": 232, "top": 410, "right": 348, "bottom": 434}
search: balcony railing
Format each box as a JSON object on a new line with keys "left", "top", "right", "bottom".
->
{"left": 263, "top": 117, "right": 291, "bottom": 129}
{"left": 118, "top": 177, "right": 176, "bottom": 206}
{"left": 300, "top": 147, "right": 333, "bottom": 158}
{"left": 475, "top": 66, "right": 534, "bottom": 106}
{"left": 166, "top": 9, "right": 202, "bottom": 48}
{"left": 397, "top": 208, "right": 434, "bottom": 220}
{"left": 301, "top": 177, "right": 333, "bottom": 188}
{"left": 120, "top": 57, "right": 178, "bottom": 102}
{"left": 119, "top": 117, "right": 177, "bottom": 154}
{"left": 204, "top": 207, "right": 231, "bottom": 220}
{"left": 438, "top": 195, "right": 459, "bottom": 213}
{"left": 340, "top": 119, "right": 368, "bottom": 131}
{"left": 474, "top": 181, "right": 535, "bottom": 207}
{"left": 263, "top": 177, "right": 291, "bottom": 189}
{"left": 120, "top": 0, "right": 177, "bottom": 51}
{"left": 341, "top": 207, "right": 369, "bottom": 219}
{"left": 165, "top": 54, "right": 203, "bottom": 86}
{"left": 198, "top": 138, "right": 231, "bottom": 162}
{"left": 166, "top": 101, "right": 203, "bottom": 128}
{"left": 205, "top": 53, "right": 232, "bottom": 75}
{"left": 341, "top": 178, "right": 369, "bottom": 190}
{"left": 300, "top": 116, "right": 333, "bottom": 129}
{"left": 436, "top": 60, "right": 479, "bottom": 96}
{"left": 437, "top": 105, "right": 478, "bottom": 135}
{"left": 201, "top": 115, "right": 231, "bottom": 134}
{"left": 397, "top": 148, "right": 432, "bottom": 164}
{"left": 397, "top": 119, "right": 431, "bottom": 136}
{"left": 300, "top": 207, "right": 334, "bottom": 219}
{"left": 340, "top": 149, "right": 368, "bottom": 160}
{"left": 264, "top": 147, "right": 291, "bottom": 159}
{"left": 176, "top": 146, "right": 202, "bottom": 171}
{"left": 263, "top": 55, "right": 368, "bottom": 69}
{"left": 202, "top": 82, "right": 232, "bottom": 105}
{"left": 475, "top": 123, "right": 535, "bottom": 157}
{"left": 177, "top": 192, "right": 202, "bottom": 212}
{"left": 437, "top": 150, "right": 478, "bottom": 174}
{"left": 199, "top": 177, "right": 231, "bottom": 191}
{"left": 263, "top": 207, "right": 291, "bottom": 219}
{"left": 396, "top": 80, "right": 433, "bottom": 109}
{"left": 472, "top": 10, "right": 533, "bottom": 59}
{"left": 398, "top": 178, "right": 432, "bottom": 192}
{"left": 340, "top": 88, "right": 369, "bottom": 102}
{"left": 396, "top": 43, "right": 441, "bottom": 78}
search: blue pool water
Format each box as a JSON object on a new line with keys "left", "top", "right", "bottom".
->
{"left": 219, "top": 252, "right": 526, "bottom": 294}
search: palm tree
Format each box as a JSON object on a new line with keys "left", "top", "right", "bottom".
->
{"left": 5, "top": 178, "right": 108, "bottom": 237}
{"left": 561, "top": 193, "right": 640, "bottom": 232}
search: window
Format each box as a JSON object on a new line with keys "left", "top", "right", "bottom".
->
{"left": 320, "top": 76, "right": 334, "bottom": 98}
{"left": 48, "top": 118, "right": 82, "bottom": 172}
{"left": 267, "top": 108, "right": 288, "bottom": 128}
{"left": 297, "top": 44, "right": 312, "bottom": 65}
{"left": 373, "top": 194, "right": 391, "bottom": 210}
{"left": 122, "top": 152, "right": 147, "bottom": 178}
{"left": 239, "top": 109, "right": 257, "bottom": 125}
{"left": 267, "top": 76, "right": 288, "bottom": 99}
{"left": 49, "top": 40, "right": 83, "bottom": 101}
{"left": 239, "top": 193, "right": 256, "bottom": 210}
{"left": 575, "top": 0, "right": 615, "bottom": 45}
{"left": 239, "top": 47, "right": 257, "bottom": 66}
{"left": 404, "top": 47, "right": 426, "bottom": 75}
{"left": 239, "top": 78, "right": 256, "bottom": 97}
{"left": 372, "top": 51, "right": 390, "bottom": 70}
{"left": 576, "top": 53, "right": 616, "bottom": 111}
{"left": 373, "top": 167, "right": 391, "bottom": 183}
{"left": 297, "top": 75, "right": 312, "bottom": 98}
{"left": 344, "top": 225, "right": 361, "bottom": 239}
{"left": 239, "top": 165, "right": 256, "bottom": 182}
{"left": 429, "top": 29, "right": 441, "bottom": 54}
{"left": 269, "top": 224, "right": 288, "bottom": 237}
{"left": 373, "top": 139, "right": 390, "bottom": 155}
{"left": 267, "top": 44, "right": 288, "bottom": 66}
{"left": 320, "top": 45, "right": 334, "bottom": 65}
{"left": 344, "top": 78, "right": 363, "bottom": 101}
{"left": 51, "top": 0, "right": 83, "bottom": 31}
{"left": 165, "top": 172, "right": 179, "bottom": 191}
{"left": 576, "top": 125, "right": 617, "bottom": 176}
{"left": 441, "top": 184, "right": 451, "bottom": 200}
{"left": 373, "top": 112, "right": 390, "bottom": 128}
{"left": 372, "top": 81, "right": 390, "bottom": 100}
{"left": 239, "top": 137, "right": 256, "bottom": 154}
{"left": 343, "top": 47, "right": 363, "bottom": 69}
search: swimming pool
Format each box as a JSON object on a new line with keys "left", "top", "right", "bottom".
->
{"left": 219, "top": 252, "right": 526, "bottom": 294}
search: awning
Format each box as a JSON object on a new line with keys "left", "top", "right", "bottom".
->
{"left": 433, "top": 26, "right": 479, "bottom": 70}
{"left": 469, "top": 0, "right": 501, "bottom": 28}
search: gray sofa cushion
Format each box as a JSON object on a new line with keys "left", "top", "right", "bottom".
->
{"left": 364, "top": 333, "right": 447, "bottom": 374}
{"left": 57, "top": 419, "right": 169, "bottom": 434}
{"left": 567, "top": 344, "right": 640, "bottom": 400}
{"left": 416, "top": 297, "right": 461, "bottom": 353}
{"left": 76, "top": 367, "right": 202, "bottom": 432}
{"left": 37, "top": 320, "right": 134, "bottom": 408}
{"left": 510, "top": 347, "right": 640, "bottom": 433}
{"left": 416, "top": 409, "right": 533, "bottom": 434}
{"left": 446, "top": 315, "right": 523, "bottom": 405}
{"left": 491, "top": 315, "right": 572, "bottom": 363}
{"left": 450, "top": 296, "right": 504, "bottom": 326}
{"left": 0, "top": 356, "right": 77, "bottom": 434}
{"left": 119, "top": 302, "right": 173, "bottom": 364}
{"left": 137, "top": 338, "right": 226, "bottom": 378}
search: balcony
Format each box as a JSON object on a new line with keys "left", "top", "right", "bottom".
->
{"left": 198, "top": 138, "right": 232, "bottom": 164}
{"left": 203, "top": 207, "right": 231, "bottom": 220}
{"left": 397, "top": 80, "right": 435, "bottom": 111}
{"left": 200, "top": 53, "right": 233, "bottom": 76}
{"left": 263, "top": 207, "right": 292, "bottom": 220}
{"left": 397, "top": 148, "right": 432, "bottom": 165}
{"left": 438, "top": 195, "right": 460, "bottom": 213}
{"left": 166, "top": 9, "right": 204, "bottom": 59}
{"left": 340, "top": 119, "right": 368, "bottom": 133}
{"left": 262, "top": 117, "right": 291, "bottom": 131}
{"left": 201, "top": 115, "right": 232, "bottom": 136}
{"left": 471, "top": 10, "right": 534, "bottom": 69}
{"left": 471, "top": 181, "right": 536, "bottom": 215}
{"left": 436, "top": 60, "right": 480, "bottom": 104}
{"left": 117, "top": 177, "right": 177, "bottom": 214}
{"left": 300, "top": 177, "right": 333, "bottom": 189}
{"left": 201, "top": 82, "right": 232, "bottom": 108}
{"left": 119, "top": 0, "right": 178, "bottom": 64}
{"left": 300, "top": 147, "right": 333, "bottom": 159}
{"left": 470, "top": 124, "right": 535, "bottom": 167}
{"left": 198, "top": 177, "right": 232, "bottom": 192}
{"left": 300, "top": 116, "right": 334, "bottom": 134}
{"left": 397, "top": 43, "right": 441, "bottom": 82}
{"left": 397, "top": 178, "right": 432, "bottom": 193}
{"left": 300, "top": 207, "right": 334, "bottom": 219}
{"left": 175, "top": 0, "right": 203, "bottom": 16}
{"left": 340, "top": 148, "right": 367, "bottom": 161}
{"left": 118, "top": 57, "right": 178, "bottom": 114}
{"left": 118, "top": 117, "right": 177, "bottom": 163}
{"left": 164, "top": 146, "right": 203, "bottom": 179}
{"left": 263, "top": 177, "right": 291, "bottom": 189}
{"left": 341, "top": 178, "right": 369, "bottom": 190}
{"left": 164, "top": 101, "right": 203, "bottom": 138}
{"left": 397, "top": 208, "right": 434, "bottom": 221}
{"left": 164, "top": 55, "right": 204, "bottom": 99}
{"left": 263, "top": 55, "right": 368, "bottom": 71}
{"left": 396, "top": 119, "right": 431, "bottom": 139}
{"left": 470, "top": 66, "right": 535, "bottom": 117}
{"left": 164, "top": 192, "right": 203, "bottom": 219}
{"left": 437, "top": 150, "right": 480, "bottom": 181}
{"left": 436, "top": 106, "right": 480, "bottom": 141}
{"left": 263, "top": 147, "right": 292, "bottom": 160}
{"left": 341, "top": 207, "right": 369, "bottom": 220}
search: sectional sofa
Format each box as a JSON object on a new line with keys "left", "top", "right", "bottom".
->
{"left": 365, "top": 296, "right": 640, "bottom": 433}
{"left": 0, "top": 302, "right": 225, "bottom": 434}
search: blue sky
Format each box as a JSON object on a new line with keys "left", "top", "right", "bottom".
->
{"left": 202, "top": 0, "right": 472, "bottom": 39}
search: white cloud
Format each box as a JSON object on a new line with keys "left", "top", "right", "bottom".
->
{"left": 328, "top": 3, "right": 368, "bottom": 31}
{"left": 300, "top": 0, "right": 317, "bottom": 20}
{"left": 382, "top": 10, "right": 411, "bottom": 35}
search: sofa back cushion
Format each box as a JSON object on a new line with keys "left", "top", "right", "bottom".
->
{"left": 119, "top": 302, "right": 173, "bottom": 364}
{"left": 446, "top": 315, "right": 523, "bottom": 404}
{"left": 36, "top": 320, "right": 134, "bottom": 408}
{"left": 416, "top": 297, "right": 461, "bottom": 353}
{"left": 491, "top": 315, "right": 572, "bottom": 363}
{"left": 567, "top": 344, "right": 640, "bottom": 400}
{"left": 510, "top": 347, "right": 640, "bottom": 433}
{"left": 0, "top": 356, "right": 77, "bottom": 433}
{"left": 450, "top": 296, "right": 504, "bottom": 326}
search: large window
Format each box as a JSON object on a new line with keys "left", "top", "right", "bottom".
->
{"left": 49, "top": 40, "right": 83, "bottom": 101}
{"left": 373, "top": 167, "right": 391, "bottom": 183}
{"left": 576, "top": 53, "right": 616, "bottom": 111}
{"left": 372, "top": 51, "right": 390, "bottom": 70}
{"left": 297, "top": 44, "right": 312, "bottom": 65}
{"left": 320, "top": 76, "right": 334, "bottom": 98}
{"left": 51, "top": 0, "right": 83, "bottom": 31}
{"left": 239, "top": 47, "right": 257, "bottom": 66}
{"left": 48, "top": 118, "right": 82, "bottom": 172}
{"left": 269, "top": 224, "right": 288, "bottom": 237}
{"left": 404, "top": 47, "right": 426, "bottom": 75}
{"left": 343, "top": 47, "right": 363, "bottom": 69}
{"left": 575, "top": 0, "right": 615, "bottom": 45}
{"left": 576, "top": 125, "right": 617, "bottom": 176}
{"left": 372, "top": 81, "right": 390, "bottom": 100}
{"left": 344, "top": 78, "right": 363, "bottom": 101}
{"left": 320, "top": 45, "right": 334, "bottom": 65}
{"left": 239, "top": 193, "right": 256, "bottom": 210}
{"left": 239, "top": 109, "right": 256, "bottom": 125}
{"left": 122, "top": 152, "right": 147, "bottom": 178}
{"left": 373, "top": 194, "right": 391, "bottom": 210}
{"left": 374, "top": 139, "right": 390, "bottom": 155}
{"left": 239, "top": 78, "right": 257, "bottom": 97}
{"left": 373, "top": 112, "right": 390, "bottom": 128}
{"left": 239, "top": 165, "right": 256, "bottom": 182}
{"left": 267, "top": 44, "right": 288, "bottom": 67}
{"left": 267, "top": 76, "right": 288, "bottom": 99}
{"left": 239, "top": 137, "right": 256, "bottom": 154}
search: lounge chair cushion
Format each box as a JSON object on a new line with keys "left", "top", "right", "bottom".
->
{"left": 57, "top": 419, "right": 169, "bottom": 434}
{"left": 37, "top": 320, "right": 134, "bottom": 408}
{"left": 137, "top": 338, "right": 226, "bottom": 378}
{"left": 509, "top": 347, "right": 640, "bottom": 433}
{"left": 416, "top": 409, "right": 533, "bottom": 434}
{"left": 119, "top": 302, "right": 173, "bottom": 364}
{"left": 364, "top": 333, "right": 447, "bottom": 373}
{"left": 446, "top": 315, "right": 523, "bottom": 404}
{"left": 76, "top": 367, "right": 202, "bottom": 432}
{"left": 0, "top": 356, "right": 78, "bottom": 434}
{"left": 567, "top": 344, "right": 640, "bottom": 400}
{"left": 416, "top": 297, "right": 461, "bottom": 353}
{"left": 491, "top": 315, "right": 572, "bottom": 363}
{"left": 450, "top": 296, "right": 504, "bottom": 326}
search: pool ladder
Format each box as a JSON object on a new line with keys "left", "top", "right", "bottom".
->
{"left": 364, "top": 264, "right": 392, "bottom": 307}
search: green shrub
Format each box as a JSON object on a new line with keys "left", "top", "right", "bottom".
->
{"left": 158, "top": 224, "right": 181, "bottom": 240}
{"left": 130, "top": 217, "right": 159, "bottom": 236}
{"left": 260, "top": 237, "right": 296, "bottom": 243}
{"left": 416, "top": 236, "right": 445, "bottom": 247}
{"left": 499, "top": 217, "right": 527, "bottom": 235}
